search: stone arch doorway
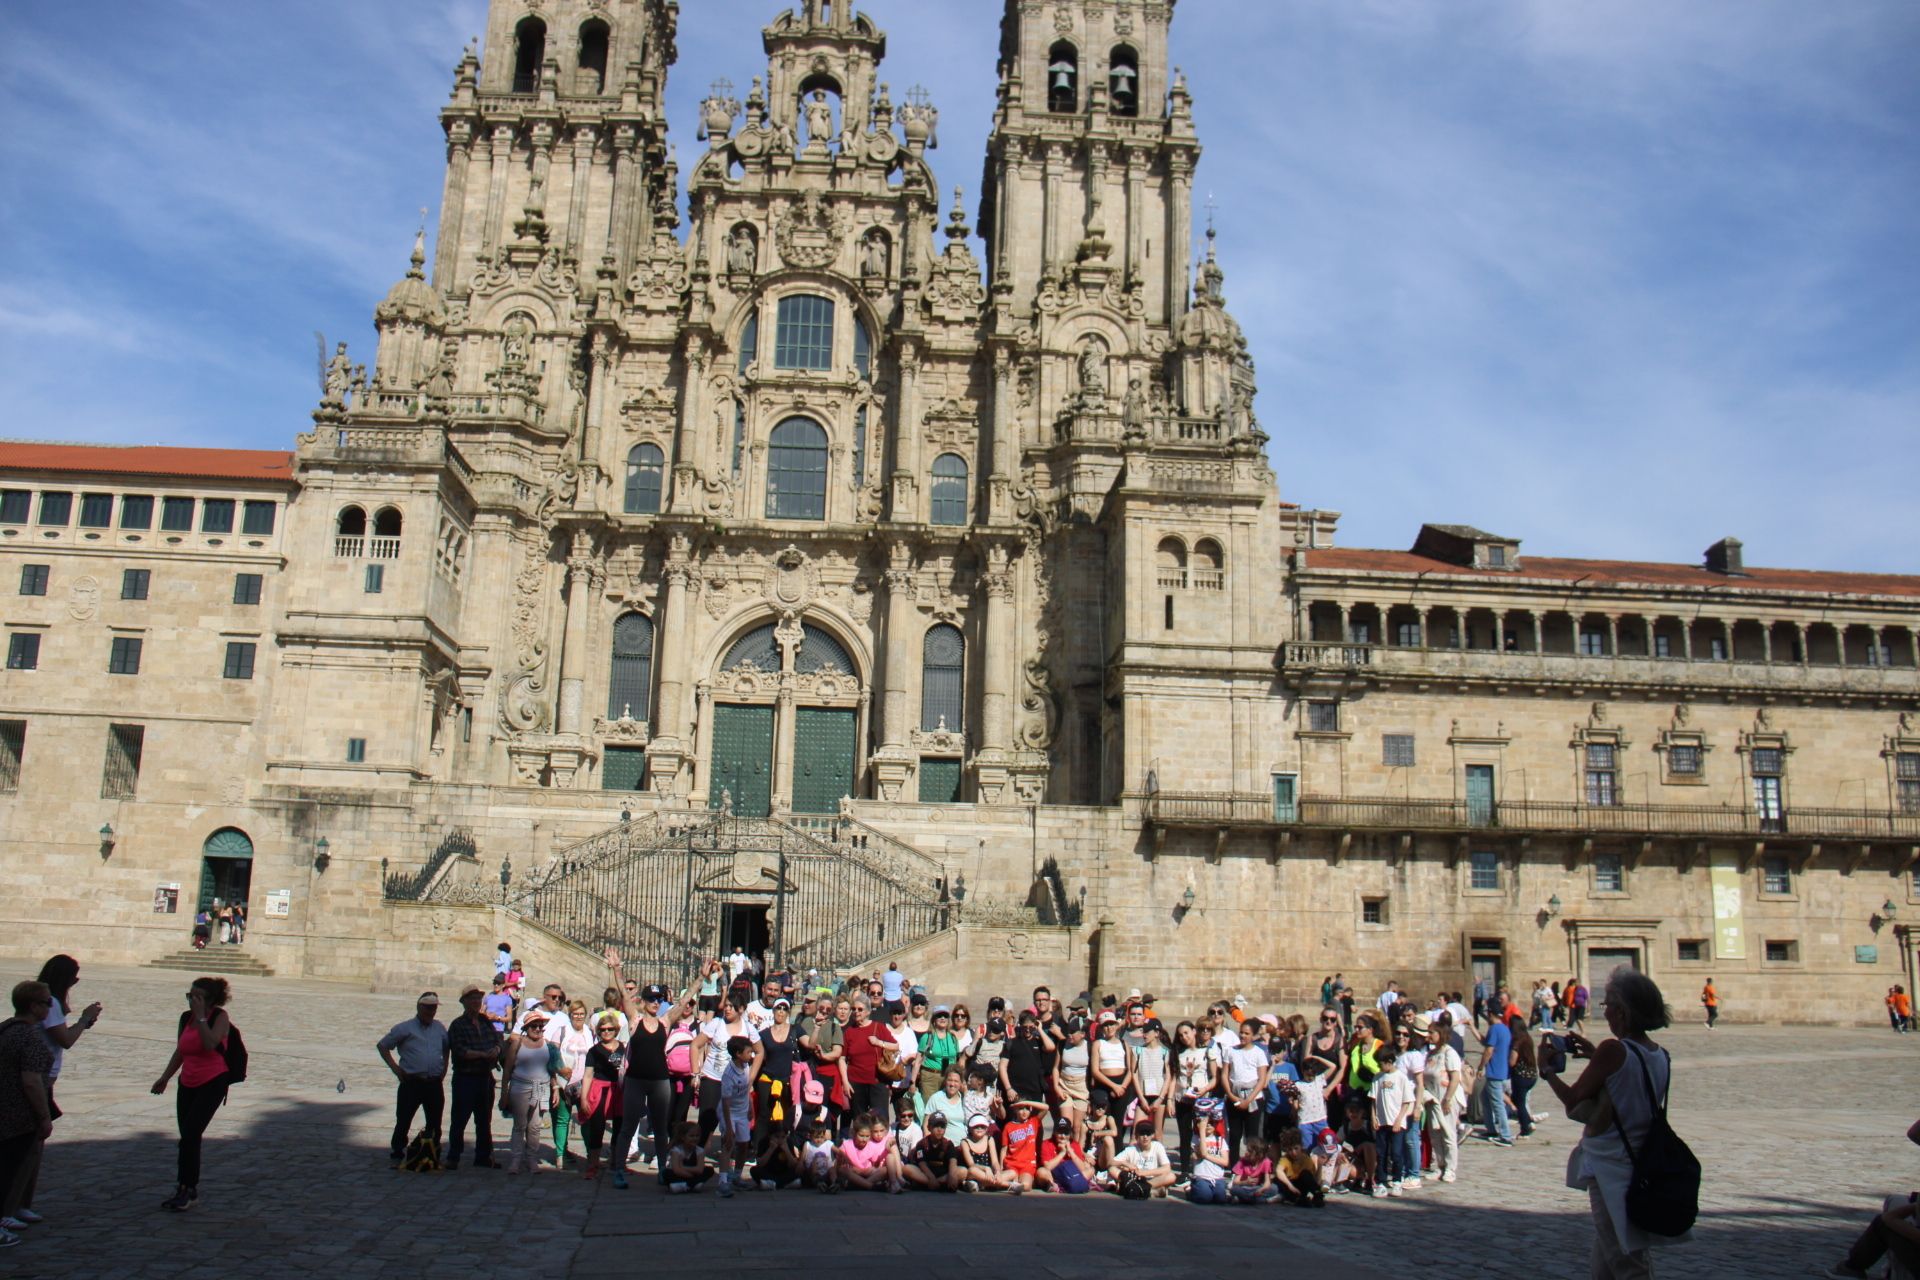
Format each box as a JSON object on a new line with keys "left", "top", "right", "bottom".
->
{"left": 198, "top": 827, "right": 254, "bottom": 913}
{"left": 703, "top": 618, "right": 867, "bottom": 816}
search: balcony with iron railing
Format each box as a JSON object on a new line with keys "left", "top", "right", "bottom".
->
{"left": 1140, "top": 789, "right": 1920, "bottom": 843}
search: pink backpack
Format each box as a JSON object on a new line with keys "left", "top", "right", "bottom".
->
{"left": 665, "top": 1021, "right": 695, "bottom": 1076}
{"left": 791, "top": 1061, "right": 825, "bottom": 1106}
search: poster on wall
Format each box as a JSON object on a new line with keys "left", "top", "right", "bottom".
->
{"left": 153, "top": 884, "right": 179, "bottom": 914}
{"left": 265, "top": 889, "right": 292, "bottom": 918}
{"left": 1708, "top": 853, "right": 1747, "bottom": 960}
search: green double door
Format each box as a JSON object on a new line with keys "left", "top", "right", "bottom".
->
{"left": 709, "top": 704, "right": 856, "bottom": 817}
{"left": 792, "top": 707, "right": 856, "bottom": 814}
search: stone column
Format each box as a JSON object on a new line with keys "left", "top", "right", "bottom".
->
{"left": 1336, "top": 604, "right": 1351, "bottom": 644}
{"left": 1530, "top": 611, "right": 1543, "bottom": 653}
{"left": 982, "top": 545, "right": 1016, "bottom": 750}
{"left": 482, "top": 124, "right": 514, "bottom": 256}
{"left": 1681, "top": 620, "right": 1693, "bottom": 661}
{"left": 1605, "top": 614, "right": 1620, "bottom": 657}
{"left": 988, "top": 348, "right": 1013, "bottom": 521}
{"left": 773, "top": 673, "right": 796, "bottom": 813}
{"left": 436, "top": 121, "right": 474, "bottom": 286}
{"left": 890, "top": 345, "right": 921, "bottom": 521}
{"left": 555, "top": 531, "right": 597, "bottom": 735}
{"left": 576, "top": 333, "right": 614, "bottom": 508}
{"left": 566, "top": 124, "right": 598, "bottom": 258}
{"left": 1761, "top": 623, "right": 1773, "bottom": 664}
{"left": 1168, "top": 152, "right": 1193, "bottom": 329}
{"left": 1042, "top": 143, "right": 1066, "bottom": 275}
{"left": 607, "top": 125, "right": 639, "bottom": 268}
{"left": 1797, "top": 622, "right": 1810, "bottom": 665}
{"left": 1125, "top": 147, "right": 1147, "bottom": 286}
{"left": 870, "top": 541, "right": 918, "bottom": 800}
{"left": 1417, "top": 608, "right": 1432, "bottom": 648}
{"left": 646, "top": 538, "right": 695, "bottom": 793}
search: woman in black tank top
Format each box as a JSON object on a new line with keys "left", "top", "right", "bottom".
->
{"left": 755, "top": 1000, "right": 799, "bottom": 1152}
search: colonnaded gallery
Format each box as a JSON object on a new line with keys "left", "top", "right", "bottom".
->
{"left": 2, "top": 0, "right": 1916, "bottom": 1021}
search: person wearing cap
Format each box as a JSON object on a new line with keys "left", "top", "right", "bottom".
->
{"left": 1038, "top": 1113, "right": 1096, "bottom": 1193}
{"left": 998, "top": 1011, "right": 1054, "bottom": 1114}
{"left": 917, "top": 1005, "right": 959, "bottom": 1102}
{"left": 604, "top": 948, "right": 693, "bottom": 1189}
{"left": 900, "top": 1110, "right": 960, "bottom": 1190}
{"left": 446, "top": 985, "right": 504, "bottom": 1169}
{"left": 753, "top": 996, "right": 799, "bottom": 1151}
{"left": 999, "top": 1098, "right": 1045, "bottom": 1193}
{"left": 971, "top": 1014, "right": 1008, "bottom": 1078}
{"left": 1053, "top": 1017, "right": 1092, "bottom": 1141}
{"left": 482, "top": 975, "right": 514, "bottom": 1034}
{"left": 958, "top": 1113, "right": 1011, "bottom": 1191}
{"left": 500, "top": 1005, "right": 561, "bottom": 1174}
{"left": 376, "top": 992, "right": 450, "bottom": 1168}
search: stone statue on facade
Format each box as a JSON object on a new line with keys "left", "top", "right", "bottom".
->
{"left": 860, "top": 230, "right": 888, "bottom": 282}
{"left": 1077, "top": 339, "right": 1107, "bottom": 405}
{"left": 323, "top": 342, "right": 352, "bottom": 407}
{"left": 805, "top": 90, "right": 835, "bottom": 152}
{"left": 727, "top": 224, "right": 757, "bottom": 275}
{"left": 1122, "top": 378, "right": 1147, "bottom": 437}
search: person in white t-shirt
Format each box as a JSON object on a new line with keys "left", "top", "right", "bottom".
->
{"left": 691, "top": 999, "right": 760, "bottom": 1147}
{"left": 1369, "top": 1046, "right": 1417, "bottom": 1196}
{"left": 1222, "top": 1019, "right": 1271, "bottom": 1162}
{"left": 1109, "top": 1122, "right": 1176, "bottom": 1193}
{"left": 23, "top": 955, "right": 101, "bottom": 1226}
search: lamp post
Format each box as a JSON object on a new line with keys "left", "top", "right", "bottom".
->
{"left": 98, "top": 823, "right": 116, "bottom": 859}
{"left": 313, "top": 836, "right": 330, "bottom": 873}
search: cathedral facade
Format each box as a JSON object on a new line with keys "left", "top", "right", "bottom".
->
{"left": 2, "top": 0, "right": 1916, "bottom": 1022}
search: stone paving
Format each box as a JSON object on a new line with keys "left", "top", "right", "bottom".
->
{"left": 0, "top": 960, "right": 1913, "bottom": 1278}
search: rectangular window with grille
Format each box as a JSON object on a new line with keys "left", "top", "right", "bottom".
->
{"left": 1383, "top": 734, "right": 1415, "bottom": 767}
{"left": 0, "top": 720, "right": 21, "bottom": 792}
{"left": 101, "top": 723, "right": 144, "bottom": 799}
{"left": 0, "top": 490, "right": 27, "bottom": 524}
{"left": 122, "top": 569, "right": 150, "bottom": 601}
{"left": 1468, "top": 850, "right": 1500, "bottom": 891}
{"left": 6, "top": 633, "right": 39, "bottom": 671}
{"left": 1752, "top": 747, "right": 1783, "bottom": 775}
{"left": 200, "top": 498, "right": 235, "bottom": 534}
{"left": 19, "top": 564, "right": 49, "bottom": 596}
{"left": 1348, "top": 621, "right": 1372, "bottom": 644}
{"left": 602, "top": 746, "right": 647, "bottom": 791}
{"left": 1898, "top": 754, "right": 1920, "bottom": 815}
{"left": 120, "top": 494, "right": 153, "bottom": 529}
{"left": 347, "top": 737, "right": 367, "bottom": 763}
{"left": 1677, "top": 939, "right": 1705, "bottom": 962}
{"left": 774, "top": 294, "right": 835, "bottom": 370}
{"left": 160, "top": 496, "right": 194, "bottom": 531}
{"left": 78, "top": 492, "right": 114, "bottom": 527}
{"left": 108, "top": 636, "right": 143, "bottom": 675}
{"left": 1594, "top": 853, "right": 1625, "bottom": 893}
{"left": 38, "top": 491, "right": 71, "bottom": 525}
{"left": 1362, "top": 897, "right": 1387, "bottom": 925}
{"left": 1668, "top": 744, "right": 1702, "bottom": 776}
{"left": 1585, "top": 743, "right": 1618, "bottom": 806}
{"left": 1654, "top": 634, "right": 1671, "bottom": 657}
{"left": 242, "top": 500, "right": 276, "bottom": 535}
{"left": 223, "top": 642, "right": 256, "bottom": 680}
{"left": 1762, "top": 854, "right": 1791, "bottom": 895}
{"left": 1764, "top": 939, "right": 1797, "bottom": 963}
{"left": 233, "top": 573, "right": 262, "bottom": 606}
{"left": 1306, "top": 701, "right": 1339, "bottom": 733}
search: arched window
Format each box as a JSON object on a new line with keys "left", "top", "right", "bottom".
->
{"left": 624, "top": 443, "right": 665, "bottom": 514}
{"left": 607, "top": 612, "right": 654, "bottom": 720}
{"left": 512, "top": 17, "right": 547, "bottom": 94}
{"left": 722, "top": 624, "right": 781, "bottom": 672}
{"left": 766, "top": 418, "right": 828, "bottom": 520}
{"left": 853, "top": 318, "right": 872, "bottom": 381}
{"left": 1109, "top": 46, "right": 1139, "bottom": 116}
{"left": 577, "top": 19, "right": 610, "bottom": 94}
{"left": 1155, "top": 536, "right": 1187, "bottom": 588}
{"left": 921, "top": 624, "right": 964, "bottom": 732}
{"left": 796, "top": 623, "right": 855, "bottom": 675}
{"left": 774, "top": 294, "right": 835, "bottom": 370}
{"left": 1192, "top": 538, "right": 1224, "bottom": 589}
{"left": 1048, "top": 42, "right": 1079, "bottom": 114}
{"left": 373, "top": 506, "right": 403, "bottom": 538}
{"left": 335, "top": 506, "right": 367, "bottom": 537}
{"left": 930, "top": 453, "right": 968, "bottom": 526}
{"left": 738, "top": 310, "right": 758, "bottom": 374}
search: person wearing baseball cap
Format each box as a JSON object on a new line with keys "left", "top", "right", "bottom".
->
{"left": 604, "top": 949, "right": 694, "bottom": 1188}
{"left": 376, "top": 992, "right": 449, "bottom": 1168}
{"left": 959, "top": 1114, "right": 1006, "bottom": 1192}
{"left": 501, "top": 1005, "right": 559, "bottom": 1174}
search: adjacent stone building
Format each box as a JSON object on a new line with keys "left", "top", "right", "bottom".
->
{"left": 2, "top": 0, "right": 1915, "bottom": 1021}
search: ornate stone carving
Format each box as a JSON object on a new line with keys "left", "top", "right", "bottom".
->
{"left": 774, "top": 192, "right": 852, "bottom": 270}
{"left": 1017, "top": 657, "right": 1059, "bottom": 750}
{"left": 923, "top": 397, "right": 979, "bottom": 450}
{"left": 764, "top": 544, "right": 821, "bottom": 611}
{"left": 911, "top": 725, "right": 966, "bottom": 754}
{"left": 67, "top": 575, "right": 100, "bottom": 621}
{"left": 626, "top": 230, "right": 690, "bottom": 311}
{"left": 619, "top": 384, "right": 677, "bottom": 434}
{"left": 592, "top": 714, "right": 650, "bottom": 743}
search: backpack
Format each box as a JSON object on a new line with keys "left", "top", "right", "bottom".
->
{"left": 1612, "top": 1042, "right": 1699, "bottom": 1238}
{"left": 178, "top": 1012, "right": 248, "bottom": 1084}
{"left": 1118, "top": 1169, "right": 1152, "bottom": 1201}
{"left": 399, "top": 1131, "right": 442, "bottom": 1172}
{"left": 665, "top": 1025, "right": 694, "bottom": 1076}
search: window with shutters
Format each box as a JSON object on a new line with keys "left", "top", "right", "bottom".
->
{"left": 0, "top": 720, "right": 21, "bottom": 792}
{"left": 624, "top": 443, "right": 665, "bottom": 515}
{"left": 774, "top": 295, "right": 834, "bottom": 371}
{"left": 233, "top": 573, "right": 263, "bottom": 606}
{"left": 766, "top": 418, "right": 828, "bottom": 520}
{"left": 603, "top": 746, "right": 647, "bottom": 791}
{"left": 607, "top": 612, "right": 655, "bottom": 721}
{"left": 242, "top": 500, "right": 276, "bottom": 535}
{"left": 108, "top": 636, "right": 143, "bottom": 675}
{"left": 200, "top": 498, "right": 235, "bottom": 534}
{"left": 921, "top": 624, "right": 964, "bottom": 732}
{"left": 929, "top": 454, "right": 968, "bottom": 525}
{"left": 119, "top": 494, "right": 153, "bottom": 528}
{"left": 223, "top": 642, "right": 256, "bottom": 681}
{"left": 78, "top": 493, "right": 113, "bottom": 527}
{"left": 1585, "top": 742, "right": 1619, "bottom": 806}
{"left": 101, "top": 723, "right": 144, "bottom": 799}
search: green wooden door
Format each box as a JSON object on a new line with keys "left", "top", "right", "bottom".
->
{"left": 1271, "top": 773, "right": 1298, "bottom": 823}
{"left": 1465, "top": 765, "right": 1496, "bottom": 827}
{"left": 919, "top": 758, "right": 962, "bottom": 804}
{"left": 710, "top": 703, "right": 774, "bottom": 817}
{"left": 792, "top": 707, "right": 857, "bottom": 814}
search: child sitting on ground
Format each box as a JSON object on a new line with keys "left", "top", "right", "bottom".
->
{"left": 1082, "top": 1098, "right": 1120, "bottom": 1170}
{"left": 1108, "top": 1121, "right": 1178, "bottom": 1197}
{"left": 665, "top": 1122, "right": 712, "bottom": 1193}
{"left": 1229, "top": 1136, "right": 1274, "bottom": 1203}
{"left": 1272, "top": 1126, "right": 1325, "bottom": 1207}
{"left": 1312, "top": 1123, "right": 1352, "bottom": 1193}
{"left": 800, "top": 1121, "right": 839, "bottom": 1193}
{"left": 752, "top": 1132, "right": 803, "bottom": 1190}
{"left": 1186, "top": 1111, "right": 1232, "bottom": 1203}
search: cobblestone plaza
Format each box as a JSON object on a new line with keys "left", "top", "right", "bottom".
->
{"left": 1, "top": 962, "right": 1910, "bottom": 1278}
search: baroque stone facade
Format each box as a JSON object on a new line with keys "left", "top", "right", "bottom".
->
{"left": 1, "top": 1, "right": 1916, "bottom": 1021}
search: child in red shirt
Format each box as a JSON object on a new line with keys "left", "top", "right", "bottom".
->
{"left": 1001, "top": 1100, "right": 1044, "bottom": 1193}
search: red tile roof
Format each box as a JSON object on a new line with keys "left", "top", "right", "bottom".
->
{"left": 0, "top": 441, "right": 295, "bottom": 485}
{"left": 1302, "top": 547, "right": 1920, "bottom": 601}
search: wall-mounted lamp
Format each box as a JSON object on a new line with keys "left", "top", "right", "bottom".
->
{"left": 313, "top": 836, "right": 331, "bottom": 873}
{"left": 380, "top": 856, "right": 389, "bottom": 880}
{"left": 620, "top": 805, "right": 632, "bottom": 826}
{"left": 1546, "top": 894, "right": 1562, "bottom": 918}
{"left": 1178, "top": 884, "right": 1196, "bottom": 917}
{"left": 500, "top": 855, "right": 512, "bottom": 889}
{"left": 98, "top": 823, "right": 116, "bottom": 859}
{"left": 1873, "top": 899, "right": 1899, "bottom": 934}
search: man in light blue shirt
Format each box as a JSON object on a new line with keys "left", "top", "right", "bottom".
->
{"left": 1477, "top": 1016, "right": 1513, "bottom": 1145}
{"left": 377, "top": 992, "right": 450, "bottom": 1165}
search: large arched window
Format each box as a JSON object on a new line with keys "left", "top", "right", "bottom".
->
{"left": 335, "top": 506, "right": 366, "bottom": 537}
{"left": 607, "top": 612, "right": 654, "bottom": 720}
{"left": 1109, "top": 46, "right": 1139, "bottom": 116}
{"left": 1048, "top": 42, "right": 1079, "bottom": 114}
{"left": 512, "top": 17, "right": 547, "bottom": 94}
{"left": 1155, "top": 536, "right": 1187, "bottom": 587}
{"left": 576, "top": 19, "right": 610, "bottom": 94}
{"left": 921, "top": 624, "right": 964, "bottom": 732}
{"left": 774, "top": 294, "right": 835, "bottom": 370}
{"left": 738, "top": 311, "right": 758, "bottom": 374}
{"left": 624, "top": 442, "right": 665, "bottom": 514}
{"left": 930, "top": 453, "right": 968, "bottom": 526}
{"left": 796, "top": 623, "right": 855, "bottom": 675}
{"left": 766, "top": 418, "right": 828, "bottom": 520}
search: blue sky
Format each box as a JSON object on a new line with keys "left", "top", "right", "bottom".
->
{"left": 2, "top": 1, "right": 1914, "bottom": 570}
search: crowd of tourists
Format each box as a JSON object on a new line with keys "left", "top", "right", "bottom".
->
{"left": 0, "top": 942, "right": 1700, "bottom": 1276}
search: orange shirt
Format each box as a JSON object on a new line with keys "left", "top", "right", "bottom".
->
{"left": 1895, "top": 993, "right": 1912, "bottom": 1017}
{"left": 1701, "top": 984, "right": 1718, "bottom": 1007}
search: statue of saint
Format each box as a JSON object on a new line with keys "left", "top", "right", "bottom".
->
{"left": 323, "top": 342, "right": 352, "bottom": 405}
{"left": 805, "top": 90, "right": 835, "bottom": 150}
{"left": 861, "top": 231, "right": 888, "bottom": 281}
{"left": 727, "top": 225, "right": 756, "bottom": 275}
{"left": 1077, "top": 341, "right": 1106, "bottom": 401}
{"left": 1122, "top": 378, "right": 1146, "bottom": 433}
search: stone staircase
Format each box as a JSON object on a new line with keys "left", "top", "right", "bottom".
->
{"left": 146, "top": 946, "right": 276, "bottom": 978}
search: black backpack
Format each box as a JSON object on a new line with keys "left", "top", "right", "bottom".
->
{"left": 1612, "top": 1041, "right": 1698, "bottom": 1237}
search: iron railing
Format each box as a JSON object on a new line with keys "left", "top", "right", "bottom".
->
{"left": 1142, "top": 791, "right": 1920, "bottom": 841}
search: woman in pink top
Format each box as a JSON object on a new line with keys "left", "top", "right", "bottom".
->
{"left": 150, "top": 976, "right": 233, "bottom": 1212}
